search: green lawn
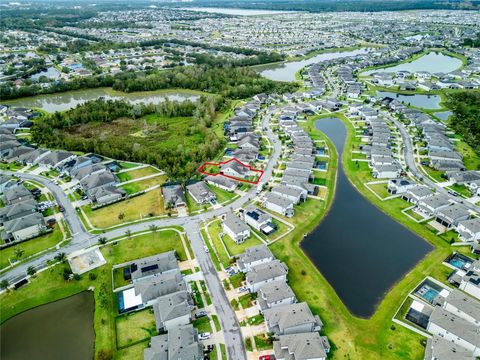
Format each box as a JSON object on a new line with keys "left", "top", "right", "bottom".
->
{"left": 117, "top": 166, "right": 161, "bottom": 182}
{"left": 193, "top": 316, "right": 213, "bottom": 333}
{"left": 113, "top": 266, "right": 130, "bottom": 289}
{"left": 447, "top": 183, "right": 472, "bottom": 198}
{"left": 239, "top": 293, "right": 256, "bottom": 308}
{"left": 115, "top": 340, "right": 149, "bottom": 360}
{"left": 200, "top": 228, "right": 221, "bottom": 271}
{"left": 0, "top": 227, "right": 64, "bottom": 270}
{"left": 211, "top": 314, "right": 221, "bottom": 332}
{"left": 186, "top": 192, "right": 211, "bottom": 214}
{"left": 367, "top": 182, "right": 391, "bottom": 199}
{"left": 223, "top": 234, "right": 263, "bottom": 256}
{"left": 228, "top": 273, "right": 245, "bottom": 289}
{"left": 115, "top": 309, "right": 156, "bottom": 348}
{"left": 206, "top": 220, "right": 233, "bottom": 268}
{"left": 455, "top": 138, "right": 480, "bottom": 171}
{"left": 120, "top": 175, "right": 167, "bottom": 194}
{"left": 254, "top": 334, "right": 273, "bottom": 351}
{"left": 251, "top": 218, "right": 291, "bottom": 242}
{"left": 82, "top": 188, "right": 166, "bottom": 229}
{"left": 210, "top": 185, "right": 237, "bottom": 204}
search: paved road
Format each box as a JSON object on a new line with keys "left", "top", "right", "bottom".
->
{"left": 386, "top": 112, "right": 480, "bottom": 213}
{"left": 1, "top": 107, "right": 282, "bottom": 360}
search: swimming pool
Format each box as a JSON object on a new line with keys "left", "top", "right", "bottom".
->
{"left": 447, "top": 253, "right": 473, "bottom": 270}
{"left": 416, "top": 285, "right": 439, "bottom": 303}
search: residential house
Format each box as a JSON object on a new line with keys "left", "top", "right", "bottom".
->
{"left": 222, "top": 211, "right": 250, "bottom": 244}
{"left": 274, "top": 332, "right": 330, "bottom": 360}
{"left": 237, "top": 245, "right": 274, "bottom": 273}
{"left": 263, "top": 192, "right": 295, "bottom": 218}
{"left": 130, "top": 251, "right": 179, "bottom": 282}
{"left": 402, "top": 186, "right": 434, "bottom": 204}
{"left": 264, "top": 302, "right": 323, "bottom": 335}
{"left": 243, "top": 205, "right": 275, "bottom": 234}
{"left": 153, "top": 290, "right": 194, "bottom": 332}
{"left": 186, "top": 181, "right": 216, "bottom": 204}
{"left": 144, "top": 324, "right": 203, "bottom": 360}
{"left": 246, "top": 260, "right": 288, "bottom": 292}
{"left": 387, "top": 178, "right": 416, "bottom": 195}
{"left": 204, "top": 175, "right": 237, "bottom": 192}
{"left": 435, "top": 204, "right": 470, "bottom": 229}
{"left": 424, "top": 335, "right": 474, "bottom": 360}
{"left": 457, "top": 218, "right": 480, "bottom": 243}
{"left": 134, "top": 270, "right": 186, "bottom": 306}
{"left": 257, "top": 280, "right": 296, "bottom": 313}
{"left": 2, "top": 213, "right": 46, "bottom": 243}
{"left": 426, "top": 307, "right": 480, "bottom": 356}
{"left": 271, "top": 185, "right": 306, "bottom": 204}
{"left": 162, "top": 185, "right": 186, "bottom": 209}
{"left": 0, "top": 199, "right": 38, "bottom": 225}
{"left": 220, "top": 160, "right": 248, "bottom": 179}
{"left": 417, "top": 194, "right": 452, "bottom": 216}
{"left": 3, "top": 185, "right": 34, "bottom": 205}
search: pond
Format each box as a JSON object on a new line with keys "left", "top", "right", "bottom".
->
{"left": 1, "top": 291, "right": 95, "bottom": 360}
{"left": 301, "top": 117, "right": 432, "bottom": 317}
{"left": 256, "top": 48, "right": 369, "bottom": 82}
{"left": 376, "top": 91, "right": 442, "bottom": 109}
{"left": 433, "top": 111, "right": 453, "bottom": 121}
{"left": 30, "top": 67, "right": 62, "bottom": 81}
{"left": 4, "top": 88, "right": 201, "bottom": 113}
{"left": 364, "top": 52, "right": 462, "bottom": 75}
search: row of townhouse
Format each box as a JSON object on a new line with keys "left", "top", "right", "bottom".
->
{"left": 448, "top": 259, "right": 480, "bottom": 301}
{"left": 447, "top": 170, "right": 480, "bottom": 197}
{"left": 0, "top": 175, "right": 48, "bottom": 244}
{"left": 0, "top": 127, "right": 128, "bottom": 206}
{"left": 337, "top": 65, "right": 363, "bottom": 98}
{"left": 115, "top": 251, "right": 204, "bottom": 360}
{"left": 408, "top": 286, "right": 480, "bottom": 359}
{"left": 388, "top": 179, "right": 480, "bottom": 243}
{"left": 261, "top": 105, "right": 322, "bottom": 218}
{"left": 352, "top": 106, "right": 402, "bottom": 179}
{"left": 224, "top": 100, "right": 261, "bottom": 142}
{"left": 237, "top": 245, "right": 331, "bottom": 360}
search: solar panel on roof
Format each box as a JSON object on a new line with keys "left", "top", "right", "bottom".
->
{"left": 141, "top": 264, "right": 159, "bottom": 273}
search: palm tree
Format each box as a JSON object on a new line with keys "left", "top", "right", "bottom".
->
{"left": 125, "top": 229, "right": 132, "bottom": 239}
{"left": 27, "top": 266, "right": 36, "bottom": 277}
{"left": 14, "top": 247, "right": 24, "bottom": 260}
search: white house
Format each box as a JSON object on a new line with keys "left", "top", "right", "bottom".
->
{"left": 457, "top": 218, "right": 480, "bottom": 242}
{"left": 237, "top": 245, "right": 274, "bottom": 273}
{"left": 222, "top": 211, "right": 250, "bottom": 244}
{"left": 263, "top": 192, "right": 294, "bottom": 217}
{"left": 246, "top": 260, "right": 288, "bottom": 292}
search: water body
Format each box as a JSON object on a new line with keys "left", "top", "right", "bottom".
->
{"left": 4, "top": 88, "right": 200, "bottom": 113}
{"left": 376, "top": 91, "right": 442, "bottom": 109}
{"left": 434, "top": 111, "right": 453, "bottom": 121}
{"left": 301, "top": 117, "right": 432, "bottom": 317}
{"left": 256, "top": 48, "right": 369, "bottom": 82}
{"left": 364, "top": 52, "right": 462, "bottom": 75}
{"left": 1, "top": 291, "right": 95, "bottom": 360}
{"left": 30, "top": 67, "right": 62, "bottom": 81}
{"left": 179, "top": 7, "right": 296, "bottom": 15}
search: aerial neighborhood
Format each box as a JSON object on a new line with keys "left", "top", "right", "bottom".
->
{"left": 1, "top": 3, "right": 480, "bottom": 360}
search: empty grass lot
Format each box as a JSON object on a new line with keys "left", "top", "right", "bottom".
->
{"left": 117, "top": 166, "right": 161, "bottom": 182}
{"left": 120, "top": 175, "right": 167, "bottom": 194}
{"left": 82, "top": 188, "right": 166, "bottom": 229}
{"left": 115, "top": 309, "right": 156, "bottom": 348}
{"left": 115, "top": 340, "right": 149, "bottom": 360}
{"left": 0, "top": 227, "right": 63, "bottom": 270}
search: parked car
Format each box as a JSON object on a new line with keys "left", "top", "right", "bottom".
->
{"left": 59, "top": 205, "right": 65, "bottom": 212}
{"left": 195, "top": 310, "right": 208, "bottom": 319}
{"left": 199, "top": 332, "right": 211, "bottom": 340}
{"left": 236, "top": 287, "right": 247, "bottom": 293}
{"left": 259, "top": 355, "right": 275, "bottom": 360}
{"left": 204, "top": 246, "right": 209, "bottom": 253}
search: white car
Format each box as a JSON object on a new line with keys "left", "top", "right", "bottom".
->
{"left": 199, "top": 332, "right": 211, "bottom": 340}
{"left": 204, "top": 246, "right": 209, "bottom": 253}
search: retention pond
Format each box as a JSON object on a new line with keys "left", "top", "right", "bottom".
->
{"left": 301, "top": 117, "right": 432, "bottom": 317}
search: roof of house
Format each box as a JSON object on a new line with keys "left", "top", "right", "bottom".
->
{"left": 273, "top": 332, "right": 328, "bottom": 360}
{"left": 458, "top": 217, "right": 480, "bottom": 233}
{"left": 39, "top": 150, "right": 73, "bottom": 166}
{"left": 153, "top": 290, "right": 192, "bottom": 326}
{"left": 437, "top": 289, "right": 480, "bottom": 323}
{"left": 424, "top": 335, "right": 474, "bottom": 360}
{"left": 264, "top": 192, "right": 295, "bottom": 209}
{"left": 418, "top": 193, "right": 451, "bottom": 209}
{"left": 258, "top": 280, "right": 295, "bottom": 305}
{"left": 436, "top": 203, "right": 470, "bottom": 221}
{"left": 162, "top": 185, "right": 186, "bottom": 207}
{"left": 186, "top": 181, "right": 214, "bottom": 202}
{"left": 130, "top": 251, "right": 178, "bottom": 281}
{"left": 134, "top": 270, "right": 186, "bottom": 303}
{"left": 3, "top": 185, "right": 34, "bottom": 204}
{"left": 246, "top": 260, "right": 288, "bottom": 285}
{"left": 244, "top": 205, "right": 272, "bottom": 224}
{"left": 238, "top": 245, "right": 273, "bottom": 266}
{"left": 0, "top": 199, "right": 37, "bottom": 219}
{"left": 429, "top": 307, "right": 480, "bottom": 347}
{"left": 205, "top": 175, "right": 237, "bottom": 188}
{"left": 3, "top": 212, "right": 45, "bottom": 234}
{"left": 81, "top": 171, "right": 116, "bottom": 191}
{"left": 264, "top": 302, "right": 322, "bottom": 333}
{"left": 144, "top": 324, "right": 203, "bottom": 360}
{"left": 223, "top": 211, "right": 249, "bottom": 234}
{"left": 271, "top": 185, "right": 305, "bottom": 198}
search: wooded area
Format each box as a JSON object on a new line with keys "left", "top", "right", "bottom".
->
{"left": 447, "top": 91, "right": 480, "bottom": 154}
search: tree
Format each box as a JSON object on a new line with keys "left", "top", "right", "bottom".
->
{"left": 98, "top": 237, "right": 107, "bottom": 245}
{"left": 149, "top": 224, "right": 159, "bottom": 234}
{"left": 54, "top": 252, "right": 66, "bottom": 262}
{"left": 125, "top": 229, "right": 132, "bottom": 239}
{"left": 0, "top": 279, "right": 9, "bottom": 290}
{"left": 14, "top": 247, "right": 24, "bottom": 260}
{"left": 27, "top": 266, "right": 36, "bottom": 276}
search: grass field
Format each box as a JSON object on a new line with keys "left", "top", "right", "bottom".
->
{"left": 120, "top": 175, "right": 167, "bottom": 194}
{"left": 82, "top": 188, "right": 166, "bottom": 229}
{"left": 0, "top": 228, "right": 187, "bottom": 360}
{"left": 117, "top": 166, "right": 161, "bottom": 182}
{"left": 0, "top": 227, "right": 64, "bottom": 270}
{"left": 115, "top": 309, "right": 156, "bottom": 348}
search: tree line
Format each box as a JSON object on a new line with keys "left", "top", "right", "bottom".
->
{"left": 446, "top": 91, "right": 480, "bottom": 155}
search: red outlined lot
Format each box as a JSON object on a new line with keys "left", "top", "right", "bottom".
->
{"left": 198, "top": 158, "right": 264, "bottom": 184}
